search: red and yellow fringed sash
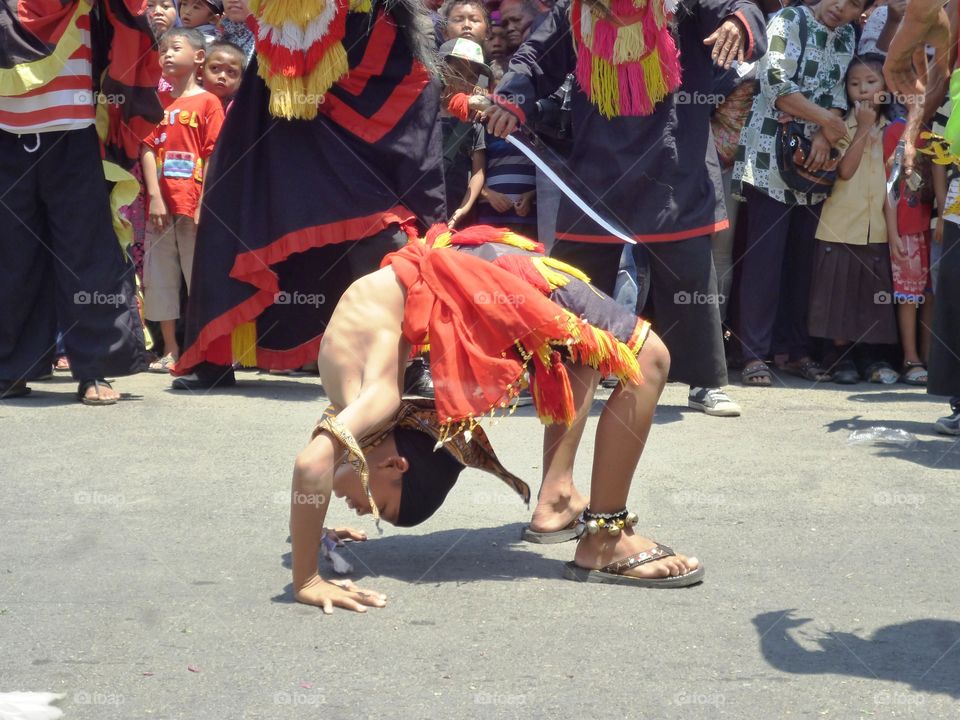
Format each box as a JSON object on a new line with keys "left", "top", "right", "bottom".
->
{"left": 571, "top": 0, "right": 682, "bottom": 118}
{"left": 249, "top": 0, "right": 371, "bottom": 120}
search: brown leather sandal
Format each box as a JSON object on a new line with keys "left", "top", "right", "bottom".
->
{"left": 563, "top": 543, "right": 705, "bottom": 588}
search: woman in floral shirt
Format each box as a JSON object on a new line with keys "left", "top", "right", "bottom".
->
{"left": 731, "top": 0, "right": 866, "bottom": 386}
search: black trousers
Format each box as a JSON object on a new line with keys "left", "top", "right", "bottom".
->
{"left": 0, "top": 127, "right": 146, "bottom": 382}
{"left": 552, "top": 234, "right": 728, "bottom": 388}
{"left": 737, "top": 184, "right": 822, "bottom": 363}
{"left": 929, "top": 222, "right": 960, "bottom": 397}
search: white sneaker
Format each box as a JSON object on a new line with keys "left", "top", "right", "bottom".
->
{"left": 688, "top": 387, "right": 741, "bottom": 417}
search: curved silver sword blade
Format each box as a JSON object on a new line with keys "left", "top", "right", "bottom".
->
{"left": 504, "top": 134, "right": 637, "bottom": 245}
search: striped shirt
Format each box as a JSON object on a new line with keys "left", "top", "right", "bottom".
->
{"left": 0, "top": 16, "right": 95, "bottom": 134}
{"left": 476, "top": 132, "right": 537, "bottom": 226}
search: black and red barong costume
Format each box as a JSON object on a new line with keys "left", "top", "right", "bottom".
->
{"left": 176, "top": 0, "right": 446, "bottom": 374}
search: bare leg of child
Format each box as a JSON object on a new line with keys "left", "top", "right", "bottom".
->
{"left": 160, "top": 319, "right": 179, "bottom": 359}
{"left": 898, "top": 301, "right": 922, "bottom": 364}
{"left": 921, "top": 294, "right": 935, "bottom": 362}
{"left": 573, "top": 332, "right": 699, "bottom": 578}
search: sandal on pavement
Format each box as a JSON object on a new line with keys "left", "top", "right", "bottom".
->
{"left": 563, "top": 543, "right": 705, "bottom": 588}
{"left": 148, "top": 353, "right": 177, "bottom": 373}
{"left": 831, "top": 360, "right": 860, "bottom": 385}
{"left": 741, "top": 362, "right": 772, "bottom": 386}
{"left": 865, "top": 361, "right": 899, "bottom": 385}
{"left": 0, "top": 380, "right": 31, "bottom": 399}
{"left": 521, "top": 517, "right": 580, "bottom": 544}
{"left": 78, "top": 379, "right": 117, "bottom": 406}
{"left": 901, "top": 361, "right": 928, "bottom": 386}
{"left": 782, "top": 359, "right": 831, "bottom": 382}
{"left": 54, "top": 356, "right": 70, "bottom": 372}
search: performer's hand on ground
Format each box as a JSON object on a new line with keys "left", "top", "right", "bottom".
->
{"left": 484, "top": 188, "right": 514, "bottom": 213}
{"left": 703, "top": 17, "right": 745, "bottom": 69}
{"left": 294, "top": 574, "right": 386, "bottom": 614}
{"left": 515, "top": 190, "right": 535, "bottom": 217}
{"left": 149, "top": 193, "right": 170, "bottom": 231}
{"left": 325, "top": 527, "right": 368, "bottom": 543}
{"left": 482, "top": 105, "right": 519, "bottom": 138}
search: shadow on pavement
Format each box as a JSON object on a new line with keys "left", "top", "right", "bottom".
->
{"left": 753, "top": 610, "right": 960, "bottom": 698}
{"left": 823, "top": 415, "right": 960, "bottom": 470}
{"left": 273, "top": 523, "right": 567, "bottom": 602}
{"left": 846, "top": 391, "right": 946, "bottom": 404}
{"left": 510, "top": 398, "right": 685, "bottom": 424}
{"left": 162, "top": 379, "right": 327, "bottom": 401}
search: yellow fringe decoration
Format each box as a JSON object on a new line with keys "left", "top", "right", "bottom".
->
{"left": 432, "top": 231, "right": 454, "bottom": 248}
{"left": 231, "top": 322, "right": 259, "bottom": 367}
{"left": 641, "top": 52, "right": 669, "bottom": 107}
{"left": 497, "top": 231, "right": 541, "bottom": 251}
{"left": 258, "top": 44, "right": 348, "bottom": 120}
{"left": 564, "top": 310, "right": 644, "bottom": 384}
{"left": 254, "top": 0, "right": 324, "bottom": 27}
{"left": 590, "top": 55, "right": 621, "bottom": 119}
{"left": 612, "top": 22, "right": 646, "bottom": 64}
{"left": 348, "top": 0, "right": 371, "bottom": 11}
{"left": 540, "top": 257, "right": 591, "bottom": 283}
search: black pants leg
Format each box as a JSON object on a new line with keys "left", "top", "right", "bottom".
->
{"left": 641, "top": 234, "right": 728, "bottom": 387}
{"left": 34, "top": 127, "right": 146, "bottom": 380}
{"left": 738, "top": 185, "right": 795, "bottom": 363}
{"left": 550, "top": 240, "right": 623, "bottom": 296}
{"left": 772, "top": 200, "right": 821, "bottom": 361}
{"left": 0, "top": 131, "right": 57, "bottom": 382}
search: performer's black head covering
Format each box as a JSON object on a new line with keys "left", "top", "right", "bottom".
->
{"left": 344, "top": 400, "right": 530, "bottom": 528}
{"left": 394, "top": 427, "right": 465, "bottom": 527}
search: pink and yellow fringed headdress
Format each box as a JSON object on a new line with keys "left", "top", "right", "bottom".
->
{"left": 249, "top": 0, "right": 372, "bottom": 120}
{"left": 571, "top": 0, "right": 681, "bottom": 118}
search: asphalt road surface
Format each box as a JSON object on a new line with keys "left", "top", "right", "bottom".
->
{"left": 1, "top": 371, "right": 958, "bottom": 718}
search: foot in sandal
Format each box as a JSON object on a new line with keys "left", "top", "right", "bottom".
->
{"left": 521, "top": 490, "right": 588, "bottom": 543}
{"left": 148, "top": 353, "right": 177, "bottom": 373}
{"left": 741, "top": 360, "right": 772, "bottom": 386}
{"left": 78, "top": 379, "right": 120, "bottom": 405}
{"left": 567, "top": 509, "right": 703, "bottom": 588}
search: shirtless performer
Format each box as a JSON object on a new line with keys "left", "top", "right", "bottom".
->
{"left": 290, "top": 229, "right": 703, "bottom": 613}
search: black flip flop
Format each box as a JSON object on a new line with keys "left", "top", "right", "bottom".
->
{"left": 78, "top": 379, "right": 118, "bottom": 406}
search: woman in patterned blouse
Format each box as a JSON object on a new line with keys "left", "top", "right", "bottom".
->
{"left": 731, "top": 0, "right": 869, "bottom": 386}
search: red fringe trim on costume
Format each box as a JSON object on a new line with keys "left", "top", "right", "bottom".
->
{"left": 529, "top": 350, "right": 576, "bottom": 425}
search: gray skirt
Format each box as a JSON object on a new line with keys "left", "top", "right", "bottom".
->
{"left": 808, "top": 240, "right": 899, "bottom": 345}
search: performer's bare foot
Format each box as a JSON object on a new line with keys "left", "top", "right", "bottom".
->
{"left": 528, "top": 489, "right": 588, "bottom": 533}
{"left": 573, "top": 529, "right": 700, "bottom": 580}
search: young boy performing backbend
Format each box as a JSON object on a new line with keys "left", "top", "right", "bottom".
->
{"left": 290, "top": 228, "right": 703, "bottom": 613}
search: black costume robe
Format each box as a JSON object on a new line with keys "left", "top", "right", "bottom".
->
{"left": 177, "top": 7, "right": 445, "bottom": 372}
{"left": 495, "top": 0, "right": 766, "bottom": 244}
